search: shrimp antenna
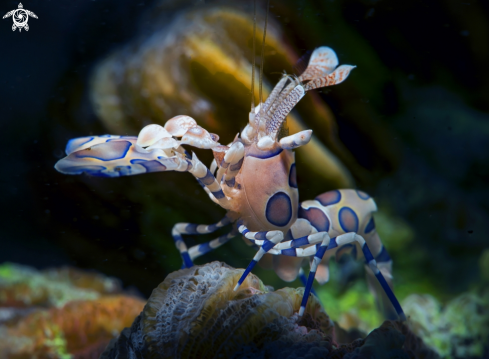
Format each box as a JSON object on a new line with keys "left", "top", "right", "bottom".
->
{"left": 258, "top": 0, "right": 270, "bottom": 106}
{"left": 250, "top": 0, "right": 257, "bottom": 114}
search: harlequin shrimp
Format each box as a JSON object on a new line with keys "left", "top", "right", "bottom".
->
{"left": 55, "top": 10, "right": 405, "bottom": 322}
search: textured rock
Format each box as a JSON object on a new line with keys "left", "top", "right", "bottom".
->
{"left": 102, "top": 261, "right": 334, "bottom": 358}
{"left": 102, "top": 262, "right": 437, "bottom": 359}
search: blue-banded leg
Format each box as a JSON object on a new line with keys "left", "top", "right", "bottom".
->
{"left": 233, "top": 222, "right": 285, "bottom": 291}
{"left": 220, "top": 141, "right": 244, "bottom": 188}
{"left": 188, "top": 153, "right": 230, "bottom": 209}
{"left": 299, "top": 232, "right": 406, "bottom": 320}
{"left": 298, "top": 267, "right": 318, "bottom": 297}
{"left": 172, "top": 216, "right": 232, "bottom": 268}
{"left": 365, "top": 244, "right": 397, "bottom": 320}
{"left": 235, "top": 221, "right": 329, "bottom": 290}
{"left": 187, "top": 228, "right": 239, "bottom": 262}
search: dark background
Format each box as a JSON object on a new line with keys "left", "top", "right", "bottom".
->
{"left": 1, "top": 0, "right": 488, "bottom": 298}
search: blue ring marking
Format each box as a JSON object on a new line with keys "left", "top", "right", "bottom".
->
{"left": 338, "top": 207, "right": 359, "bottom": 233}
{"left": 262, "top": 240, "right": 276, "bottom": 252}
{"left": 220, "top": 160, "right": 229, "bottom": 169}
{"left": 181, "top": 252, "right": 193, "bottom": 268}
{"left": 65, "top": 137, "right": 94, "bottom": 155}
{"left": 207, "top": 224, "right": 218, "bottom": 232}
{"left": 281, "top": 248, "right": 297, "bottom": 256}
{"left": 184, "top": 150, "right": 191, "bottom": 159}
{"left": 255, "top": 232, "right": 268, "bottom": 240}
{"left": 301, "top": 272, "right": 316, "bottom": 308}
{"left": 298, "top": 270, "right": 318, "bottom": 297}
{"left": 327, "top": 237, "right": 338, "bottom": 250}
{"left": 364, "top": 242, "right": 405, "bottom": 318}
{"left": 136, "top": 160, "right": 167, "bottom": 173}
{"left": 246, "top": 146, "right": 283, "bottom": 159}
{"left": 130, "top": 159, "right": 146, "bottom": 164}
{"left": 364, "top": 217, "right": 376, "bottom": 234}
{"left": 198, "top": 242, "right": 212, "bottom": 255}
{"left": 242, "top": 229, "right": 250, "bottom": 235}
{"left": 186, "top": 160, "right": 193, "bottom": 171}
{"left": 362, "top": 246, "right": 374, "bottom": 263}
{"left": 298, "top": 207, "right": 330, "bottom": 232}
{"left": 225, "top": 177, "right": 235, "bottom": 187}
{"left": 315, "top": 190, "right": 342, "bottom": 206}
{"left": 315, "top": 245, "right": 328, "bottom": 259}
{"left": 265, "top": 192, "right": 293, "bottom": 227}
{"left": 291, "top": 236, "right": 310, "bottom": 247}
{"left": 374, "top": 271, "right": 404, "bottom": 319}
{"left": 199, "top": 169, "right": 216, "bottom": 185}
{"left": 212, "top": 190, "right": 225, "bottom": 199}
{"left": 75, "top": 140, "right": 132, "bottom": 161}
{"left": 236, "top": 219, "right": 244, "bottom": 227}
{"left": 356, "top": 190, "right": 370, "bottom": 200}
{"left": 173, "top": 234, "right": 183, "bottom": 242}
{"left": 375, "top": 246, "right": 391, "bottom": 263}
{"left": 185, "top": 224, "right": 199, "bottom": 234}
{"left": 289, "top": 163, "right": 298, "bottom": 188}
{"left": 230, "top": 157, "right": 244, "bottom": 171}
{"left": 237, "top": 260, "right": 258, "bottom": 286}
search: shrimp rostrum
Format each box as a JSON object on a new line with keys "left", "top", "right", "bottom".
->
{"left": 55, "top": 47, "right": 406, "bottom": 321}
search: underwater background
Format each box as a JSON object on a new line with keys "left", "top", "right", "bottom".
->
{"left": 1, "top": 0, "right": 488, "bottom": 357}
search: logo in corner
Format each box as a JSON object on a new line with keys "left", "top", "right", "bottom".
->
{"left": 3, "top": 3, "right": 38, "bottom": 32}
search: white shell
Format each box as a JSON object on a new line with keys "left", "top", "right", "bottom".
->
{"left": 137, "top": 124, "right": 172, "bottom": 147}
{"left": 147, "top": 137, "right": 180, "bottom": 150}
{"left": 164, "top": 115, "right": 198, "bottom": 137}
{"left": 181, "top": 126, "right": 219, "bottom": 149}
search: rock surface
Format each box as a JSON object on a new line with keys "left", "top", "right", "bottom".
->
{"left": 102, "top": 262, "right": 437, "bottom": 359}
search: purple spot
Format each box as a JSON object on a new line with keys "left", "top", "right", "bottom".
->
{"left": 266, "top": 192, "right": 292, "bottom": 227}
{"left": 356, "top": 190, "right": 370, "bottom": 200}
{"left": 137, "top": 160, "right": 167, "bottom": 173}
{"left": 364, "top": 217, "right": 375, "bottom": 234}
{"left": 316, "top": 190, "right": 341, "bottom": 206}
{"left": 289, "top": 163, "right": 297, "bottom": 188}
{"left": 299, "top": 207, "right": 330, "bottom": 232}
{"left": 338, "top": 207, "right": 359, "bottom": 233}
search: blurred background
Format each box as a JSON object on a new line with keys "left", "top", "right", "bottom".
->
{"left": 1, "top": 0, "right": 489, "bottom": 356}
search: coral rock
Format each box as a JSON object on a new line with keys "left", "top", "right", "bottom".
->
{"left": 102, "top": 262, "right": 438, "bottom": 359}
{"left": 102, "top": 261, "right": 334, "bottom": 358}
